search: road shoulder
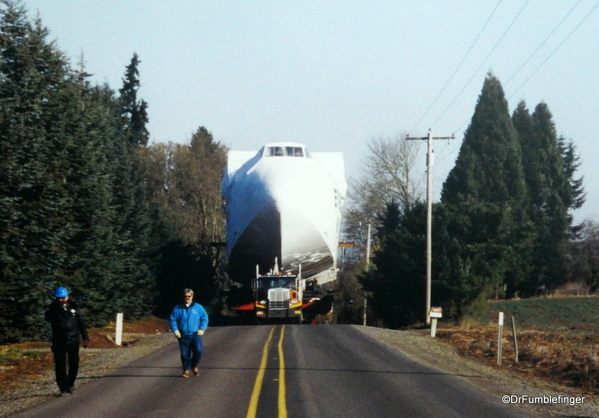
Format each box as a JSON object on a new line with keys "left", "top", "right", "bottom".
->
{"left": 353, "top": 325, "right": 598, "bottom": 418}
{"left": 0, "top": 333, "right": 174, "bottom": 418}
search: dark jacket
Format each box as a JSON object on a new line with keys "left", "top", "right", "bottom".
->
{"left": 45, "top": 300, "right": 89, "bottom": 349}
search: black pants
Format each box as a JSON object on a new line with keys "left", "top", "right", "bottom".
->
{"left": 52, "top": 345, "right": 80, "bottom": 392}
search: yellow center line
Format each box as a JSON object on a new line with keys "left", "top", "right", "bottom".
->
{"left": 246, "top": 325, "right": 288, "bottom": 418}
{"left": 246, "top": 326, "right": 275, "bottom": 418}
{"left": 278, "top": 325, "right": 287, "bottom": 418}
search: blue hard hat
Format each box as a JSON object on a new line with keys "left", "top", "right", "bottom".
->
{"left": 54, "top": 287, "right": 69, "bottom": 298}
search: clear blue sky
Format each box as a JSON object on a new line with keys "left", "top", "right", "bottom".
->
{"left": 22, "top": 0, "right": 599, "bottom": 223}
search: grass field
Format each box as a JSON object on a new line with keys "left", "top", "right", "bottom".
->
{"left": 437, "top": 296, "right": 599, "bottom": 394}
{"left": 490, "top": 296, "right": 599, "bottom": 333}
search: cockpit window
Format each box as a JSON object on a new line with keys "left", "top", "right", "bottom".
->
{"left": 266, "top": 146, "right": 304, "bottom": 157}
{"left": 267, "top": 146, "right": 284, "bottom": 156}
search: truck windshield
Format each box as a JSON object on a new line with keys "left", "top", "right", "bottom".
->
{"left": 258, "top": 277, "right": 295, "bottom": 289}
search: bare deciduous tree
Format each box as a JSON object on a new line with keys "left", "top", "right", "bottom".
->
{"left": 343, "top": 133, "right": 423, "bottom": 256}
{"left": 143, "top": 128, "right": 227, "bottom": 259}
{"left": 566, "top": 220, "right": 599, "bottom": 291}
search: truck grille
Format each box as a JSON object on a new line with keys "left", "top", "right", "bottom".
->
{"left": 268, "top": 289, "right": 289, "bottom": 310}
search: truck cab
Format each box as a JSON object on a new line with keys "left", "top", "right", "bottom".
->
{"left": 252, "top": 274, "right": 303, "bottom": 322}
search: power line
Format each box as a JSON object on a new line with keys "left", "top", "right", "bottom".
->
{"left": 430, "top": 0, "right": 531, "bottom": 130}
{"left": 504, "top": 0, "right": 582, "bottom": 87}
{"left": 439, "top": 1, "right": 597, "bottom": 164}
{"left": 433, "top": 140, "right": 460, "bottom": 167}
{"left": 409, "top": 0, "right": 504, "bottom": 135}
{"left": 451, "top": 1, "right": 597, "bottom": 136}
{"left": 508, "top": 0, "right": 599, "bottom": 100}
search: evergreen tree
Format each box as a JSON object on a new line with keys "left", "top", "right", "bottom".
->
{"left": 440, "top": 73, "right": 532, "bottom": 303}
{"left": 558, "top": 136, "right": 586, "bottom": 230}
{"left": 0, "top": 3, "right": 159, "bottom": 341}
{"left": 0, "top": 1, "right": 77, "bottom": 340}
{"left": 58, "top": 80, "right": 124, "bottom": 326}
{"left": 109, "top": 53, "right": 154, "bottom": 317}
{"left": 442, "top": 73, "right": 526, "bottom": 204}
{"left": 512, "top": 101, "right": 571, "bottom": 292}
{"left": 119, "top": 53, "right": 149, "bottom": 147}
{"left": 359, "top": 201, "right": 426, "bottom": 327}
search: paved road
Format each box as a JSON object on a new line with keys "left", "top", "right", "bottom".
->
{"left": 12, "top": 325, "right": 531, "bottom": 417}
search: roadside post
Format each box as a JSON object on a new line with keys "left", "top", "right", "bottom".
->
{"left": 429, "top": 307, "right": 442, "bottom": 337}
{"left": 497, "top": 312, "right": 504, "bottom": 365}
{"left": 115, "top": 313, "right": 124, "bottom": 346}
{"left": 512, "top": 315, "right": 519, "bottom": 362}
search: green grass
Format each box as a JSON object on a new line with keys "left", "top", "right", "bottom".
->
{"left": 489, "top": 296, "right": 599, "bottom": 333}
{"left": 0, "top": 347, "right": 23, "bottom": 364}
{"left": 0, "top": 346, "right": 45, "bottom": 365}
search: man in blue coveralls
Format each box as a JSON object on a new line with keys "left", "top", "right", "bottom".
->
{"left": 169, "top": 288, "right": 209, "bottom": 377}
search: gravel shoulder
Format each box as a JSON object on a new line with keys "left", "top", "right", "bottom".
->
{"left": 0, "top": 333, "right": 175, "bottom": 418}
{"left": 354, "top": 325, "right": 599, "bottom": 418}
{"left": 2, "top": 326, "right": 598, "bottom": 418}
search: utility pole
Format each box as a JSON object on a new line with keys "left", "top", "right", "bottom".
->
{"left": 364, "top": 222, "right": 371, "bottom": 326}
{"left": 407, "top": 130, "right": 454, "bottom": 325}
{"left": 365, "top": 222, "right": 371, "bottom": 271}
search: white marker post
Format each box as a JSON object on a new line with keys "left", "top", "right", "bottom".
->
{"left": 497, "top": 312, "right": 504, "bottom": 365}
{"left": 429, "top": 307, "right": 442, "bottom": 338}
{"left": 115, "top": 313, "right": 124, "bottom": 346}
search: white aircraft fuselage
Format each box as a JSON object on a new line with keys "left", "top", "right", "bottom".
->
{"left": 222, "top": 143, "right": 346, "bottom": 283}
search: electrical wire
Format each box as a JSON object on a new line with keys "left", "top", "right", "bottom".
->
{"left": 411, "top": 1, "right": 597, "bottom": 177}
{"left": 450, "top": 1, "right": 598, "bottom": 135}
{"left": 508, "top": 1, "right": 599, "bottom": 100}
{"left": 429, "top": 1, "right": 598, "bottom": 181}
{"left": 408, "top": 0, "right": 504, "bottom": 136}
{"left": 430, "top": 0, "right": 531, "bottom": 130}
{"left": 504, "top": 0, "right": 582, "bottom": 87}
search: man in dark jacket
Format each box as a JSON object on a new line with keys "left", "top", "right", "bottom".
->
{"left": 45, "top": 287, "right": 90, "bottom": 395}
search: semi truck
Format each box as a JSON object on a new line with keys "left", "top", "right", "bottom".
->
{"left": 232, "top": 259, "right": 334, "bottom": 323}
{"left": 251, "top": 262, "right": 303, "bottom": 323}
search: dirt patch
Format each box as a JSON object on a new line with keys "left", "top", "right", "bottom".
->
{"left": 89, "top": 316, "right": 171, "bottom": 348}
{"left": 0, "top": 317, "right": 169, "bottom": 390}
{"left": 0, "top": 348, "right": 54, "bottom": 391}
{"left": 434, "top": 323, "right": 599, "bottom": 395}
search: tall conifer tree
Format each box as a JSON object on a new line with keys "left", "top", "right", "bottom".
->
{"left": 109, "top": 53, "right": 153, "bottom": 316}
{"left": 439, "top": 73, "right": 531, "bottom": 302}
{"left": 513, "top": 102, "right": 566, "bottom": 291}
{"left": 58, "top": 78, "right": 124, "bottom": 324}
{"left": 0, "top": 3, "right": 158, "bottom": 341}
{"left": 0, "top": 1, "right": 76, "bottom": 339}
{"left": 442, "top": 73, "right": 526, "bottom": 204}
{"left": 513, "top": 101, "right": 586, "bottom": 292}
{"left": 558, "top": 136, "right": 586, "bottom": 227}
